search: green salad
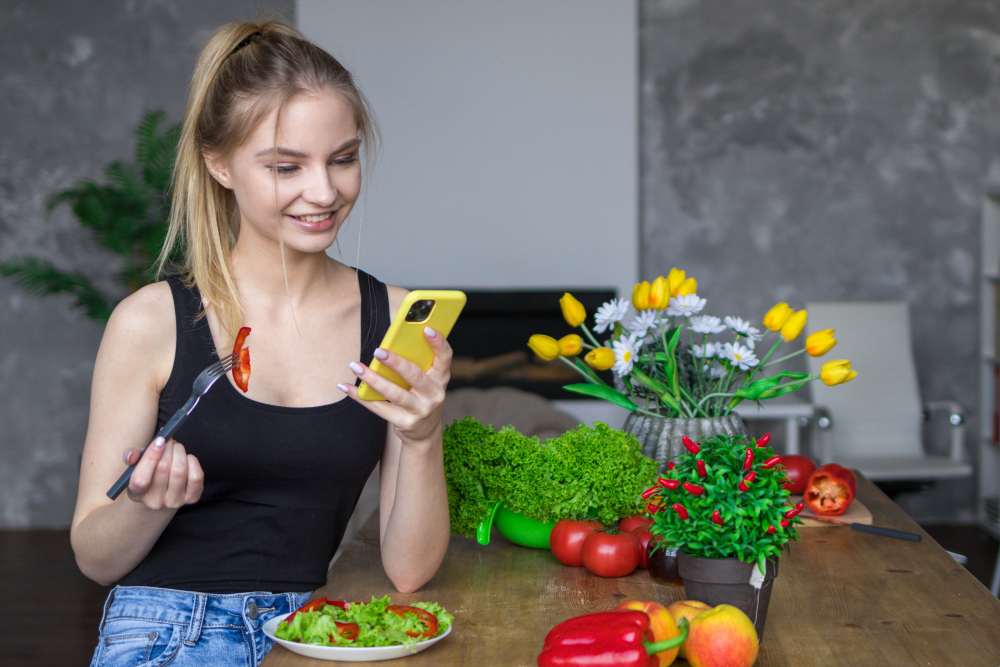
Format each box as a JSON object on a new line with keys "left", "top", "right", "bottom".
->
{"left": 275, "top": 595, "right": 453, "bottom": 650}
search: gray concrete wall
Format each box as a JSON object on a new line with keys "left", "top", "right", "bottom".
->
{"left": 641, "top": 0, "right": 1000, "bottom": 520}
{"left": 0, "top": 0, "right": 294, "bottom": 527}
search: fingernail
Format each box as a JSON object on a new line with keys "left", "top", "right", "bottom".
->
{"left": 124, "top": 449, "right": 134, "bottom": 465}
{"left": 152, "top": 437, "right": 165, "bottom": 450}
{"left": 373, "top": 348, "right": 388, "bottom": 360}
{"left": 337, "top": 383, "right": 350, "bottom": 393}
{"left": 424, "top": 327, "right": 438, "bottom": 338}
{"left": 348, "top": 361, "right": 365, "bottom": 375}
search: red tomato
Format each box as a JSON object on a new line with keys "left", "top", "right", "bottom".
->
{"left": 779, "top": 454, "right": 818, "bottom": 494}
{"left": 630, "top": 527, "right": 654, "bottom": 569}
{"left": 549, "top": 519, "right": 603, "bottom": 566}
{"left": 581, "top": 531, "right": 641, "bottom": 577}
{"left": 618, "top": 514, "right": 653, "bottom": 535}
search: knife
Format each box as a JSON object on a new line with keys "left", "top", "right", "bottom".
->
{"left": 800, "top": 514, "right": 921, "bottom": 542}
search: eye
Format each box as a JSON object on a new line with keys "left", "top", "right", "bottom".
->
{"left": 264, "top": 164, "right": 299, "bottom": 174}
{"left": 332, "top": 154, "right": 358, "bottom": 166}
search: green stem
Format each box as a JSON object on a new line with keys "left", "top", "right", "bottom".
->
{"left": 764, "top": 348, "right": 806, "bottom": 367}
{"left": 579, "top": 324, "right": 602, "bottom": 348}
{"left": 645, "top": 619, "right": 689, "bottom": 655}
{"left": 745, "top": 338, "right": 783, "bottom": 383}
{"left": 696, "top": 391, "right": 737, "bottom": 412}
{"left": 557, "top": 355, "right": 596, "bottom": 383}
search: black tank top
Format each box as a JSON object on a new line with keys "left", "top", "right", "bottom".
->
{"left": 120, "top": 270, "right": 390, "bottom": 594}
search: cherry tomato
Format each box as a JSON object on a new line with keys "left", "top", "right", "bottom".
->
{"left": 549, "top": 519, "right": 603, "bottom": 566}
{"left": 779, "top": 454, "right": 818, "bottom": 494}
{"left": 581, "top": 531, "right": 641, "bottom": 577}
{"left": 618, "top": 514, "right": 653, "bottom": 535}
{"left": 630, "top": 527, "right": 654, "bottom": 569}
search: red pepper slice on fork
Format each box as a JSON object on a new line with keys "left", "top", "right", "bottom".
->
{"left": 232, "top": 326, "right": 251, "bottom": 392}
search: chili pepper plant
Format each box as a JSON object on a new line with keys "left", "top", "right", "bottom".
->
{"left": 645, "top": 432, "right": 804, "bottom": 574}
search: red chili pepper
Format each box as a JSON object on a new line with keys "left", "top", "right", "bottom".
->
{"left": 766, "top": 524, "right": 777, "bottom": 534}
{"left": 387, "top": 605, "right": 439, "bottom": 638}
{"left": 784, "top": 502, "right": 804, "bottom": 519}
{"left": 743, "top": 448, "right": 754, "bottom": 471}
{"left": 231, "top": 326, "right": 251, "bottom": 393}
{"left": 666, "top": 462, "right": 676, "bottom": 471}
{"left": 672, "top": 504, "right": 689, "bottom": 520}
{"left": 657, "top": 478, "right": 681, "bottom": 490}
{"left": 710, "top": 510, "right": 724, "bottom": 526}
{"left": 330, "top": 621, "right": 359, "bottom": 642}
{"left": 682, "top": 436, "right": 701, "bottom": 455}
{"left": 538, "top": 610, "right": 689, "bottom": 667}
{"left": 763, "top": 455, "right": 781, "bottom": 469}
{"left": 646, "top": 502, "right": 660, "bottom": 514}
{"left": 804, "top": 463, "right": 858, "bottom": 516}
{"left": 756, "top": 433, "right": 771, "bottom": 448}
{"left": 642, "top": 486, "right": 660, "bottom": 499}
{"left": 682, "top": 482, "right": 704, "bottom": 496}
{"left": 696, "top": 460, "right": 707, "bottom": 478}
{"left": 738, "top": 471, "right": 756, "bottom": 493}
{"left": 780, "top": 519, "right": 790, "bottom": 528}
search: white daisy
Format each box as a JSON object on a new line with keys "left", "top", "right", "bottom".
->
{"left": 628, "top": 310, "right": 659, "bottom": 338}
{"left": 688, "top": 315, "right": 726, "bottom": 335}
{"left": 742, "top": 325, "right": 764, "bottom": 350}
{"left": 722, "top": 342, "right": 759, "bottom": 371}
{"left": 724, "top": 316, "right": 754, "bottom": 337}
{"left": 691, "top": 341, "right": 721, "bottom": 359}
{"left": 709, "top": 366, "right": 727, "bottom": 379}
{"left": 611, "top": 334, "right": 639, "bottom": 377}
{"left": 594, "top": 298, "right": 630, "bottom": 334}
{"left": 666, "top": 293, "right": 707, "bottom": 318}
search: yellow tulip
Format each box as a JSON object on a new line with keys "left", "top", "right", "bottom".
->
{"left": 632, "top": 281, "right": 651, "bottom": 311}
{"left": 763, "top": 302, "right": 793, "bottom": 332}
{"left": 558, "top": 334, "right": 583, "bottom": 357}
{"left": 667, "top": 267, "right": 686, "bottom": 296}
{"left": 806, "top": 329, "right": 837, "bottom": 357}
{"left": 649, "top": 276, "right": 670, "bottom": 310}
{"left": 559, "top": 293, "right": 586, "bottom": 327}
{"left": 781, "top": 310, "right": 808, "bottom": 342}
{"left": 820, "top": 359, "right": 857, "bottom": 386}
{"left": 676, "top": 277, "right": 698, "bottom": 297}
{"left": 585, "top": 346, "right": 615, "bottom": 371}
{"left": 528, "top": 334, "right": 560, "bottom": 361}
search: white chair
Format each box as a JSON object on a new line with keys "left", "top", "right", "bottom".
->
{"left": 805, "top": 301, "right": 972, "bottom": 482}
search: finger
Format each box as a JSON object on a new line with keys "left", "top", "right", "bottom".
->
{"left": 348, "top": 360, "right": 413, "bottom": 406}
{"left": 424, "top": 327, "right": 454, "bottom": 371}
{"left": 127, "top": 437, "right": 165, "bottom": 499}
{"left": 123, "top": 447, "right": 141, "bottom": 466}
{"left": 183, "top": 454, "right": 204, "bottom": 505}
{"left": 371, "top": 348, "right": 431, "bottom": 394}
{"left": 338, "top": 380, "right": 405, "bottom": 422}
{"left": 143, "top": 438, "right": 176, "bottom": 509}
{"left": 163, "top": 442, "right": 188, "bottom": 508}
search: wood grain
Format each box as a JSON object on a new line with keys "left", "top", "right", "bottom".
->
{"left": 788, "top": 494, "right": 874, "bottom": 526}
{"left": 262, "top": 476, "right": 1000, "bottom": 666}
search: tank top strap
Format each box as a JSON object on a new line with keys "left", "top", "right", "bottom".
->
{"left": 165, "top": 274, "right": 219, "bottom": 365}
{"left": 356, "top": 268, "right": 391, "bottom": 364}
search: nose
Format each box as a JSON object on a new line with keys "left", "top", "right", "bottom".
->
{"left": 303, "top": 166, "right": 337, "bottom": 208}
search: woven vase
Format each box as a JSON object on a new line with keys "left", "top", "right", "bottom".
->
{"left": 622, "top": 413, "right": 749, "bottom": 473}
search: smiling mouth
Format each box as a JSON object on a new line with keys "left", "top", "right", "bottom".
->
{"left": 290, "top": 212, "right": 334, "bottom": 223}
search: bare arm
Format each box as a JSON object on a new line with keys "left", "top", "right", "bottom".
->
{"left": 338, "top": 286, "right": 451, "bottom": 593}
{"left": 70, "top": 282, "right": 204, "bottom": 585}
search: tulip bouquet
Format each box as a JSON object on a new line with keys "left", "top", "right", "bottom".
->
{"left": 527, "top": 268, "right": 856, "bottom": 419}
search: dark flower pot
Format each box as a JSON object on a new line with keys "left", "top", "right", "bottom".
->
{"left": 677, "top": 551, "right": 778, "bottom": 640}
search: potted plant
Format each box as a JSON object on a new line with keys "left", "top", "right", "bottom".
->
{"left": 643, "top": 430, "right": 804, "bottom": 639}
{"left": 528, "top": 268, "right": 857, "bottom": 470}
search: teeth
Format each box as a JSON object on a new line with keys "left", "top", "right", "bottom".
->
{"left": 295, "top": 212, "right": 333, "bottom": 223}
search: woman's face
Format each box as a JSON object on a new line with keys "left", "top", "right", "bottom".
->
{"left": 207, "top": 88, "right": 362, "bottom": 256}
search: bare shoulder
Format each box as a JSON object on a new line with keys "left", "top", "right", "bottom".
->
{"left": 100, "top": 281, "right": 175, "bottom": 386}
{"left": 385, "top": 284, "right": 409, "bottom": 323}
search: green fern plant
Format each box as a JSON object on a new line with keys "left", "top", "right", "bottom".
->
{"left": 0, "top": 110, "right": 181, "bottom": 322}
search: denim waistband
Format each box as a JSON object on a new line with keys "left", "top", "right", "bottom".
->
{"left": 100, "top": 586, "right": 312, "bottom": 645}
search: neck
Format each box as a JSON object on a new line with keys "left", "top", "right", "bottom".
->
{"left": 230, "top": 227, "right": 335, "bottom": 311}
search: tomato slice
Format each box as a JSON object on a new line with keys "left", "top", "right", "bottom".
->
{"left": 232, "top": 326, "right": 251, "bottom": 392}
{"left": 387, "top": 605, "right": 438, "bottom": 638}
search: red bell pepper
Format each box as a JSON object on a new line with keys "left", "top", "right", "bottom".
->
{"left": 387, "top": 605, "right": 438, "bottom": 638}
{"left": 284, "top": 597, "right": 349, "bottom": 624}
{"left": 331, "top": 621, "right": 359, "bottom": 642}
{"left": 232, "top": 326, "right": 251, "bottom": 392}
{"left": 537, "top": 610, "right": 689, "bottom": 667}
{"left": 804, "top": 463, "right": 857, "bottom": 516}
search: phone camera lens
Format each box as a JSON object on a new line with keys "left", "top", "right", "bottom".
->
{"left": 405, "top": 300, "right": 435, "bottom": 322}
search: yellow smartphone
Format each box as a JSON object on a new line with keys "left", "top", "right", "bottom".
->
{"left": 357, "top": 290, "right": 467, "bottom": 401}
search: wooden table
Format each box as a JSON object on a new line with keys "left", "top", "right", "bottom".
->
{"left": 263, "top": 476, "right": 1000, "bottom": 666}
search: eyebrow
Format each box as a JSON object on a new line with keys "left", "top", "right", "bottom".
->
{"left": 254, "top": 138, "right": 361, "bottom": 159}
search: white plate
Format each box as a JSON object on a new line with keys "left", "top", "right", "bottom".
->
{"left": 263, "top": 613, "right": 451, "bottom": 662}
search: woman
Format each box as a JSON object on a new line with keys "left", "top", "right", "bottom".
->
{"left": 70, "top": 19, "right": 451, "bottom": 666}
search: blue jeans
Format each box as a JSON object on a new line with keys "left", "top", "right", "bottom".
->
{"left": 89, "top": 586, "right": 313, "bottom": 667}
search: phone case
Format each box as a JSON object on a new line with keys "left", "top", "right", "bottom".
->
{"left": 357, "top": 290, "right": 467, "bottom": 401}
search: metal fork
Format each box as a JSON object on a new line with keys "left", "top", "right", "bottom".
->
{"left": 106, "top": 352, "right": 241, "bottom": 500}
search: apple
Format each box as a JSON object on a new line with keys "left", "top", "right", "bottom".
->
{"left": 684, "top": 604, "right": 758, "bottom": 667}
{"left": 665, "top": 600, "right": 711, "bottom": 659}
{"left": 613, "top": 600, "right": 682, "bottom": 667}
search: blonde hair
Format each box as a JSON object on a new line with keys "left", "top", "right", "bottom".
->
{"left": 158, "top": 17, "right": 379, "bottom": 339}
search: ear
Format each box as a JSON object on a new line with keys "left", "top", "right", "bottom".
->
{"left": 203, "top": 151, "right": 233, "bottom": 190}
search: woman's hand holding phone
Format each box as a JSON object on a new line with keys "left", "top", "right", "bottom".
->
{"left": 338, "top": 327, "right": 453, "bottom": 442}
